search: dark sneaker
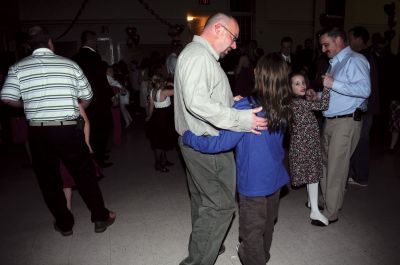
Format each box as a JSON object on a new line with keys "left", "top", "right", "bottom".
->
{"left": 94, "top": 211, "right": 116, "bottom": 233}
{"left": 54, "top": 223, "right": 73, "bottom": 236}
{"left": 348, "top": 177, "right": 368, "bottom": 187}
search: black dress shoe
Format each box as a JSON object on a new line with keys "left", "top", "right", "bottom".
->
{"left": 165, "top": 161, "right": 174, "bottom": 167}
{"left": 94, "top": 212, "right": 116, "bottom": 233}
{"left": 218, "top": 245, "right": 225, "bottom": 255}
{"left": 96, "top": 174, "right": 105, "bottom": 182}
{"left": 329, "top": 218, "right": 338, "bottom": 224}
{"left": 310, "top": 219, "right": 327, "bottom": 227}
{"left": 155, "top": 164, "right": 169, "bottom": 172}
{"left": 305, "top": 202, "right": 324, "bottom": 211}
{"left": 54, "top": 223, "right": 73, "bottom": 236}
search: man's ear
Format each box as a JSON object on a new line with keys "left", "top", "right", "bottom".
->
{"left": 214, "top": 23, "right": 222, "bottom": 36}
{"left": 335, "top": 36, "right": 344, "bottom": 46}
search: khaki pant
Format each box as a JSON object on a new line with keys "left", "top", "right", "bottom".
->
{"left": 320, "top": 117, "right": 362, "bottom": 221}
{"left": 179, "top": 137, "right": 236, "bottom": 265}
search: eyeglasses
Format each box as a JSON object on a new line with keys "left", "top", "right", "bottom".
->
{"left": 220, "top": 24, "right": 238, "bottom": 43}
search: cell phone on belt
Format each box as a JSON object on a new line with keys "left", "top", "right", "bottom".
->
{"left": 353, "top": 108, "right": 362, "bottom": 121}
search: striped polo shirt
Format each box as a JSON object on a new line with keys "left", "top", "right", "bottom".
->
{"left": 1, "top": 48, "right": 93, "bottom": 121}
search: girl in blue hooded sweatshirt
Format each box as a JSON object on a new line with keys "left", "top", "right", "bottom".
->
{"left": 183, "top": 52, "right": 292, "bottom": 265}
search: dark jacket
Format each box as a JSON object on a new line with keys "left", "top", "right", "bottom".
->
{"left": 73, "top": 47, "right": 113, "bottom": 113}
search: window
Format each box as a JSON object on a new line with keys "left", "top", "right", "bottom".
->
{"left": 230, "top": 0, "right": 254, "bottom": 44}
{"left": 234, "top": 15, "right": 252, "bottom": 45}
{"left": 230, "top": 0, "right": 252, "bottom": 12}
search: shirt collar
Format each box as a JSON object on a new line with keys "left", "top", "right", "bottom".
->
{"left": 82, "top": 45, "right": 97, "bottom": 53}
{"left": 330, "top": 46, "right": 351, "bottom": 65}
{"left": 32, "top": 48, "right": 54, "bottom": 55}
{"left": 193, "top": 35, "right": 219, "bottom": 61}
{"left": 281, "top": 53, "right": 291, "bottom": 62}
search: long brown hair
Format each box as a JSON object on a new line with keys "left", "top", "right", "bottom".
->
{"left": 253, "top": 53, "right": 293, "bottom": 133}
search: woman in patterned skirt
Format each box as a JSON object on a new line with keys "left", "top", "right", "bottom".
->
{"left": 288, "top": 72, "right": 330, "bottom": 226}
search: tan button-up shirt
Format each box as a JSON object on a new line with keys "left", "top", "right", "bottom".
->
{"left": 174, "top": 35, "right": 252, "bottom": 136}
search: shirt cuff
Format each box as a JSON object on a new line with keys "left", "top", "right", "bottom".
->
{"left": 237, "top": 109, "right": 253, "bottom": 132}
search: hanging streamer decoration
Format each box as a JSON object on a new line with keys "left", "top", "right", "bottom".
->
{"left": 136, "top": 0, "right": 184, "bottom": 38}
{"left": 55, "top": 0, "right": 89, "bottom": 40}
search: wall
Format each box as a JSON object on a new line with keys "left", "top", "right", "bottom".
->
{"left": 16, "top": 1, "right": 230, "bottom": 44}
{"left": 345, "top": 0, "right": 398, "bottom": 52}
{"left": 18, "top": 0, "right": 324, "bottom": 55}
{"left": 11, "top": 0, "right": 395, "bottom": 63}
{"left": 254, "top": 0, "right": 316, "bottom": 53}
{"left": 16, "top": 0, "right": 231, "bottom": 62}
{"left": 0, "top": 1, "right": 20, "bottom": 64}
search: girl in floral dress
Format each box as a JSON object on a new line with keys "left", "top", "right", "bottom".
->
{"left": 288, "top": 72, "right": 331, "bottom": 226}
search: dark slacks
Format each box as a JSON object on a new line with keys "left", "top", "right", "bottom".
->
{"left": 179, "top": 137, "right": 236, "bottom": 265}
{"left": 28, "top": 124, "right": 110, "bottom": 231}
{"left": 238, "top": 191, "right": 280, "bottom": 265}
{"left": 87, "top": 109, "right": 112, "bottom": 162}
{"left": 349, "top": 113, "right": 373, "bottom": 184}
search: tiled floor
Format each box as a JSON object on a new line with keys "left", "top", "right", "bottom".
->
{"left": 1, "top": 118, "right": 399, "bottom": 265}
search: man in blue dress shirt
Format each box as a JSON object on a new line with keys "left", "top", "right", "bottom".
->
{"left": 317, "top": 27, "right": 370, "bottom": 225}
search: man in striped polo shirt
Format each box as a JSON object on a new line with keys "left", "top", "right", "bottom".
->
{"left": 1, "top": 26, "right": 116, "bottom": 236}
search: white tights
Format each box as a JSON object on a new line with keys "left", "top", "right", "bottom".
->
{"left": 307, "top": 183, "right": 328, "bottom": 225}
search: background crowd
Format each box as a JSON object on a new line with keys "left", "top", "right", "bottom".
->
{"left": 0, "top": 16, "right": 400, "bottom": 265}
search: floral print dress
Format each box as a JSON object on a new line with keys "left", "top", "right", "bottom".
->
{"left": 289, "top": 88, "right": 330, "bottom": 186}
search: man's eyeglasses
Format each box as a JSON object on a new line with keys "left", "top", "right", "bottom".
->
{"left": 220, "top": 24, "right": 238, "bottom": 43}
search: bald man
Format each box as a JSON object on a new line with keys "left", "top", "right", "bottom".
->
{"left": 174, "top": 13, "right": 267, "bottom": 265}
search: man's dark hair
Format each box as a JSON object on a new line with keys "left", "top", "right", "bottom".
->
{"left": 27, "top": 26, "right": 51, "bottom": 50}
{"left": 349, "top": 26, "right": 370, "bottom": 44}
{"left": 281, "top": 36, "right": 293, "bottom": 44}
{"left": 81, "top": 30, "right": 97, "bottom": 45}
{"left": 318, "top": 27, "right": 347, "bottom": 43}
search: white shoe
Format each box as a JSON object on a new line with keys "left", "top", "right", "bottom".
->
{"left": 310, "top": 211, "right": 328, "bottom": 226}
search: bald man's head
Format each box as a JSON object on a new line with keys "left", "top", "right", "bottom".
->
{"left": 204, "top": 13, "right": 235, "bottom": 29}
{"left": 201, "top": 13, "right": 239, "bottom": 58}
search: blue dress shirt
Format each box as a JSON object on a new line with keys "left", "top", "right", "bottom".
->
{"left": 323, "top": 46, "right": 371, "bottom": 117}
